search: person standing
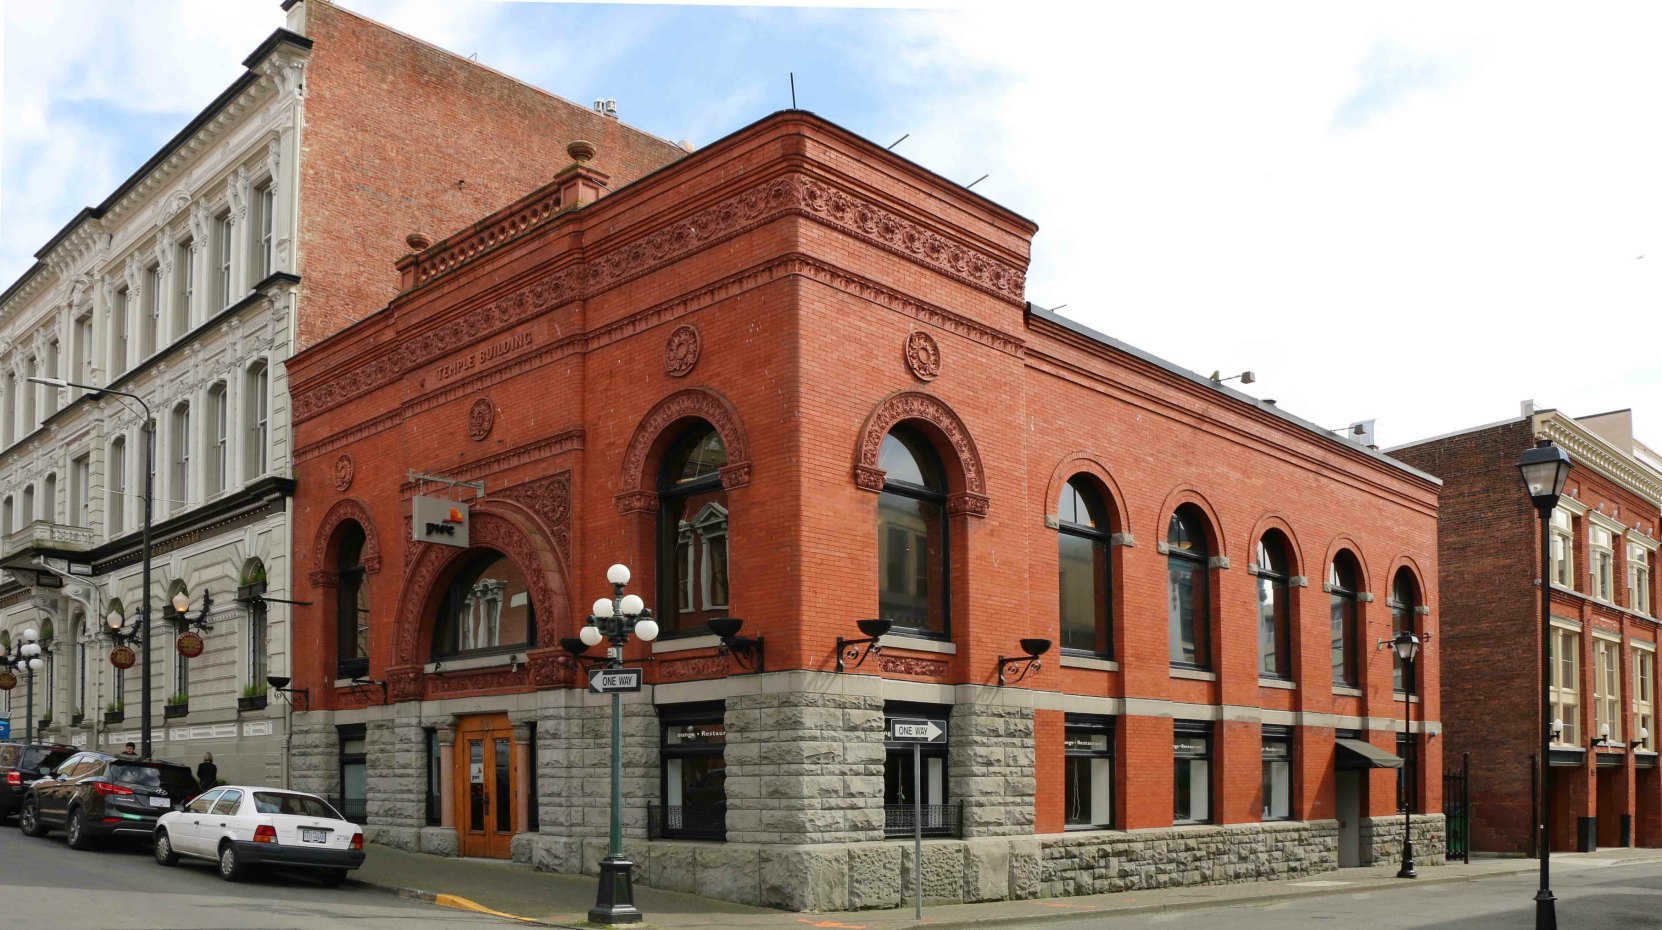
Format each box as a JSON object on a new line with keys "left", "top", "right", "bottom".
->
{"left": 119, "top": 742, "right": 138, "bottom": 759}
{"left": 196, "top": 752, "right": 218, "bottom": 790}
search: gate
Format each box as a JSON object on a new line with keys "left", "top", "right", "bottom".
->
{"left": 1443, "top": 751, "right": 1471, "bottom": 863}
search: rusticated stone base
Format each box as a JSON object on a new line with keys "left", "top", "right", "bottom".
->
{"left": 516, "top": 818, "right": 1380, "bottom": 911}
{"left": 1360, "top": 814, "right": 1447, "bottom": 867}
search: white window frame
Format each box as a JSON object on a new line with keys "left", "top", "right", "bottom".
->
{"left": 71, "top": 454, "right": 91, "bottom": 528}
{"left": 1550, "top": 507, "right": 1576, "bottom": 590}
{"left": 1589, "top": 523, "right": 1616, "bottom": 601}
{"left": 208, "top": 384, "right": 228, "bottom": 496}
{"left": 694, "top": 502, "right": 729, "bottom": 611}
{"left": 257, "top": 181, "right": 275, "bottom": 279}
{"left": 1593, "top": 635, "right": 1623, "bottom": 744}
{"left": 1634, "top": 644, "right": 1655, "bottom": 752}
{"left": 216, "top": 212, "right": 234, "bottom": 309}
{"left": 109, "top": 437, "right": 127, "bottom": 535}
{"left": 1550, "top": 623, "right": 1580, "bottom": 747}
{"left": 175, "top": 240, "right": 195, "bottom": 339}
{"left": 244, "top": 361, "right": 269, "bottom": 480}
{"left": 171, "top": 403, "right": 191, "bottom": 514}
{"left": 1630, "top": 535, "right": 1657, "bottom": 617}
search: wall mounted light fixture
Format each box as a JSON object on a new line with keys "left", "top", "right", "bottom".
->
{"left": 837, "top": 618, "right": 890, "bottom": 673}
{"left": 996, "top": 638, "right": 1052, "bottom": 686}
{"left": 708, "top": 617, "right": 764, "bottom": 672}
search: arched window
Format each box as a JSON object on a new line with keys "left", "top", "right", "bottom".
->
{"left": 1167, "top": 506, "right": 1210, "bottom": 668}
{"left": 335, "top": 522, "right": 370, "bottom": 679}
{"left": 109, "top": 436, "right": 127, "bottom": 536}
{"left": 242, "top": 558, "right": 269, "bottom": 690}
{"left": 432, "top": 551, "right": 535, "bottom": 657}
{"left": 2, "top": 495, "right": 12, "bottom": 535}
{"left": 657, "top": 424, "right": 729, "bottom": 635}
{"left": 1256, "top": 534, "right": 1292, "bottom": 679}
{"left": 1391, "top": 570, "right": 1419, "bottom": 694}
{"left": 42, "top": 473, "right": 56, "bottom": 523}
{"left": 244, "top": 361, "right": 269, "bottom": 480}
{"left": 877, "top": 427, "right": 948, "bottom": 635}
{"left": 1329, "top": 553, "right": 1362, "bottom": 689}
{"left": 21, "top": 484, "right": 35, "bottom": 527}
{"left": 1057, "top": 477, "right": 1110, "bottom": 655}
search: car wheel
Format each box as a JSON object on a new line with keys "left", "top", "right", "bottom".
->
{"left": 218, "top": 841, "right": 246, "bottom": 882}
{"left": 317, "top": 868, "right": 348, "bottom": 887}
{"left": 66, "top": 807, "right": 94, "bottom": 850}
{"left": 19, "top": 798, "right": 49, "bottom": 837}
{"left": 154, "top": 829, "right": 179, "bottom": 866}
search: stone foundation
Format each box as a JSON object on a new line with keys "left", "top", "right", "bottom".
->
{"left": 518, "top": 818, "right": 1395, "bottom": 911}
{"left": 1360, "top": 813, "right": 1446, "bottom": 867}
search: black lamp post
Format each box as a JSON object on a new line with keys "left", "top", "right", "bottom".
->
{"left": 2, "top": 628, "right": 48, "bottom": 741}
{"left": 1389, "top": 629, "right": 1421, "bottom": 879}
{"left": 32, "top": 375, "right": 155, "bottom": 759}
{"left": 578, "top": 563, "right": 660, "bottom": 925}
{"left": 1517, "top": 438, "right": 1572, "bottom": 930}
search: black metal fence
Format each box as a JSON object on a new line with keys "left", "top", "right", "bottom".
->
{"left": 647, "top": 802, "right": 726, "bottom": 841}
{"left": 329, "top": 797, "right": 368, "bottom": 825}
{"left": 884, "top": 801, "right": 962, "bottom": 839}
{"left": 1443, "top": 751, "right": 1470, "bottom": 864}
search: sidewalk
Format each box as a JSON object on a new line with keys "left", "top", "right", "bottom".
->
{"left": 353, "top": 844, "right": 1662, "bottom": 929}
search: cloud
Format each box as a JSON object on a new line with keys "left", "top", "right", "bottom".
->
{"left": 1331, "top": 42, "right": 1462, "bottom": 131}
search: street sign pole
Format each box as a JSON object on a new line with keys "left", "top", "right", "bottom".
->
{"left": 913, "top": 740, "right": 922, "bottom": 920}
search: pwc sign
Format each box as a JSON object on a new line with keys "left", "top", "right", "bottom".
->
{"left": 412, "top": 496, "right": 470, "bottom": 548}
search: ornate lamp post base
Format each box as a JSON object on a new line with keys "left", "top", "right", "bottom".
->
{"left": 588, "top": 855, "right": 643, "bottom": 924}
{"left": 1535, "top": 888, "right": 1557, "bottom": 929}
{"left": 1396, "top": 834, "right": 1417, "bottom": 879}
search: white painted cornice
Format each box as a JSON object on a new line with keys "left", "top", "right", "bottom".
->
{"left": 1537, "top": 412, "right": 1662, "bottom": 510}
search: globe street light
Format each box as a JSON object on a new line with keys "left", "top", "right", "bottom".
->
{"left": 1517, "top": 438, "right": 1571, "bottom": 930}
{"left": 31, "top": 375, "right": 157, "bottom": 759}
{"left": 3, "top": 627, "right": 50, "bottom": 741}
{"left": 583, "top": 563, "right": 659, "bottom": 925}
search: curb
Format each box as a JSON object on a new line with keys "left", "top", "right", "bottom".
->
{"left": 364, "top": 880, "right": 569, "bottom": 927}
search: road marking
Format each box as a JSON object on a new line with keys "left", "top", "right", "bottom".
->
{"left": 796, "top": 920, "right": 867, "bottom": 928}
{"left": 433, "top": 893, "right": 539, "bottom": 922}
{"left": 1289, "top": 880, "right": 1352, "bottom": 887}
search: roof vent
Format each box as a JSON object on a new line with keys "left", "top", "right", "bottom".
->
{"left": 604, "top": 99, "right": 618, "bottom": 118}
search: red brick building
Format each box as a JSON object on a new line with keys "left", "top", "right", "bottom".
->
{"left": 1394, "top": 407, "right": 1662, "bottom": 854}
{"left": 286, "top": 110, "right": 1444, "bottom": 909}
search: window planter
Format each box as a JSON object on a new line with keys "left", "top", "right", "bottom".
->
{"left": 164, "top": 703, "right": 189, "bottom": 719}
{"left": 237, "top": 694, "right": 268, "bottom": 713}
{"left": 236, "top": 580, "right": 268, "bottom": 602}
{"left": 71, "top": 712, "right": 85, "bottom": 726}
{"left": 104, "top": 710, "right": 125, "bottom": 724}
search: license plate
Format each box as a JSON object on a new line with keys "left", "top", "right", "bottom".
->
{"left": 148, "top": 796, "right": 171, "bottom": 808}
{"left": 302, "top": 828, "right": 328, "bottom": 844}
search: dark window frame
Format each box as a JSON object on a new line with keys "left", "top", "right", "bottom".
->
{"left": 1390, "top": 572, "right": 1419, "bottom": 695}
{"left": 656, "top": 423, "right": 729, "bottom": 639}
{"left": 877, "top": 428, "right": 951, "bottom": 640}
{"left": 1397, "top": 731, "right": 1419, "bottom": 814}
{"left": 335, "top": 523, "right": 369, "bottom": 680}
{"left": 1057, "top": 478, "right": 1113, "bottom": 658}
{"left": 1173, "top": 720, "right": 1214, "bottom": 825}
{"left": 429, "top": 549, "right": 538, "bottom": 660}
{"left": 1063, "top": 713, "right": 1114, "bottom": 830}
{"left": 1329, "top": 555, "right": 1361, "bottom": 690}
{"left": 658, "top": 701, "right": 727, "bottom": 841}
{"left": 424, "top": 727, "right": 441, "bottom": 826}
{"left": 337, "top": 723, "right": 367, "bottom": 825}
{"left": 1261, "top": 724, "right": 1295, "bottom": 822}
{"left": 1256, "top": 536, "right": 1293, "bottom": 680}
{"left": 1167, "top": 507, "right": 1211, "bottom": 670}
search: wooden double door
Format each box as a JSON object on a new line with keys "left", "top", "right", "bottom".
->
{"left": 455, "top": 714, "right": 518, "bottom": 859}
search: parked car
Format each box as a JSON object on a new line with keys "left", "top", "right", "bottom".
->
{"left": 154, "top": 786, "right": 365, "bottom": 886}
{"left": 0, "top": 741, "right": 75, "bottom": 823}
{"left": 18, "top": 750, "right": 198, "bottom": 848}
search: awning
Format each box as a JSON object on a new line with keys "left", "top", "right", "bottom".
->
{"left": 1336, "top": 738, "right": 1403, "bottom": 770}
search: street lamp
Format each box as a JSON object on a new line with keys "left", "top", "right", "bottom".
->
{"left": 2, "top": 628, "right": 49, "bottom": 741}
{"left": 32, "top": 375, "right": 156, "bottom": 759}
{"left": 1388, "top": 629, "right": 1421, "bottom": 879}
{"left": 581, "top": 563, "right": 659, "bottom": 925}
{"left": 1517, "top": 437, "right": 1571, "bottom": 930}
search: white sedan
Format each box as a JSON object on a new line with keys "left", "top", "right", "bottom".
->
{"left": 153, "top": 785, "right": 365, "bottom": 885}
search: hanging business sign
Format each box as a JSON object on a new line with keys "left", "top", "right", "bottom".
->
{"left": 0, "top": 670, "right": 15, "bottom": 691}
{"left": 110, "top": 646, "right": 137, "bottom": 670}
{"left": 176, "top": 632, "right": 205, "bottom": 659}
{"left": 412, "top": 496, "right": 470, "bottom": 548}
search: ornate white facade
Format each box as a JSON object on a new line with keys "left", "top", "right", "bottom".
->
{"left": 0, "top": 29, "right": 310, "bottom": 784}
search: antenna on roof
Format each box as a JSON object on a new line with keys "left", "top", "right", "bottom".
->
{"left": 468, "top": 52, "right": 478, "bottom": 61}
{"left": 887, "top": 133, "right": 909, "bottom": 151}
{"left": 1049, "top": 304, "right": 1068, "bottom": 312}
{"left": 966, "top": 174, "right": 988, "bottom": 190}
{"left": 790, "top": 72, "right": 797, "bottom": 109}
{"left": 1210, "top": 370, "right": 1256, "bottom": 385}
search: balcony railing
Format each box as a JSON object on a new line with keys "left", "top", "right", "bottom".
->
{"left": 884, "top": 801, "right": 962, "bottom": 839}
{"left": 2, "top": 521, "right": 96, "bottom": 558}
{"left": 329, "top": 797, "right": 368, "bottom": 825}
{"left": 647, "top": 802, "right": 726, "bottom": 841}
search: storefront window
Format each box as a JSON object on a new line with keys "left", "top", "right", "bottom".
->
{"left": 338, "top": 724, "right": 367, "bottom": 824}
{"left": 1173, "top": 721, "right": 1212, "bottom": 825}
{"left": 884, "top": 703, "right": 953, "bottom": 837}
{"left": 1262, "top": 726, "right": 1293, "bottom": 821}
{"left": 660, "top": 704, "right": 726, "bottom": 841}
{"left": 1064, "top": 715, "right": 1113, "bottom": 829}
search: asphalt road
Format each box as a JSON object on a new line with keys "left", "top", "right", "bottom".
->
{"left": 1036, "top": 858, "right": 1662, "bottom": 929}
{"left": 0, "top": 820, "right": 517, "bottom": 929}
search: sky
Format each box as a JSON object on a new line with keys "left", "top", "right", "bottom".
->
{"left": 2, "top": 0, "right": 1660, "bottom": 449}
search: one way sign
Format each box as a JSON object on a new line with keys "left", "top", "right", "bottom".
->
{"left": 587, "top": 668, "right": 644, "bottom": 694}
{"left": 889, "top": 718, "right": 946, "bottom": 743}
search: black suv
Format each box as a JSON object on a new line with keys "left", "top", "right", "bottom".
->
{"left": 0, "top": 741, "right": 75, "bottom": 822}
{"left": 19, "top": 750, "right": 198, "bottom": 849}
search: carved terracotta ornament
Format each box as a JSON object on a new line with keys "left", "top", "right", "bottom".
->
{"left": 333, "top": 454, "right": 354, "bottom": 491}
{"left": 664, "top": 324, "right": 700, "bottom": 378}
{"left": 468, "top": 397, "right": 496, "bottom": 441}
{"left": 905, "top": 330, "right": 941, "bottom": 382}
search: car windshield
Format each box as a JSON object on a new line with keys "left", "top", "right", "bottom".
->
{"left": 252, "top": 792, "right": 340, "bottom": 818}
{"left": 110, "top": 763, "right": 197, "bottom": 793}
{"left": 20, "top": 747, "right": 72, "bottom": 773}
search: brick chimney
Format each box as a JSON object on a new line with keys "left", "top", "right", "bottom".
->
{"left": 554, "top": 140, "right": 610, "bottom": 212}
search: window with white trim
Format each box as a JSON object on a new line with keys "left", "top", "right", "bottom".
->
{"left": 72, "top": 312, "right": 93, "bottom": 396}
{"left": 1635, "top": 648, "right": 1655, "bottom": 752}
{"left": 1551, "top": 508, "right": 1575, "bottom": 589}
{"left": 1590, "top": 525, "right": 1615, "bottom": 601}
{"left": 70, "top": 454, "right": 90, "bottom": 528}
{"left": 216, "top": 212, "right": 234, "bottom": 309}
{"left": 142, "top": 264, "right": 161, "bottom": 357}
{"left": 244, "top": 361, "right": 269, "bottom": 480}
{"left": 110, "top": 287, "right": 130, "bottom": 377}
{"left": 109, "top": 436, "right": 127, "bottom": 535}
{"left": 207, "top": 383, "right": 228, "bottom": 497}
{"left": 174, "top": 239, "right": 194, "bottom": 339}
{"left": 170, "top": 402, "right": 191, "bottom": 514}
{"left": 1594, "top": 638, "right": 1622, "bottom": 743}
{"left": 256, "top": 182, "right": 275, "bottom": 279}
{"left": 1630, "top": 541, "right": 1652, "bottom": 616}
{"left": 1550, "top": 627, "right": 1579, "bottom": 746}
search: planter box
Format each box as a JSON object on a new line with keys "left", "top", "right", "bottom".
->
{"left": 237, "top": 581, "right": 268, "bottom": 602}
{"left": 237, "top": 694, "right": 268, "bottom": 713}
{"left": 104, "top": 711, "right": 124, "bottom": 724}
{"left": 71, "top": 713, "right": 84, "bottom": 726}
{"left": 163, "top": 704, "right": 189, "bottom": 719}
